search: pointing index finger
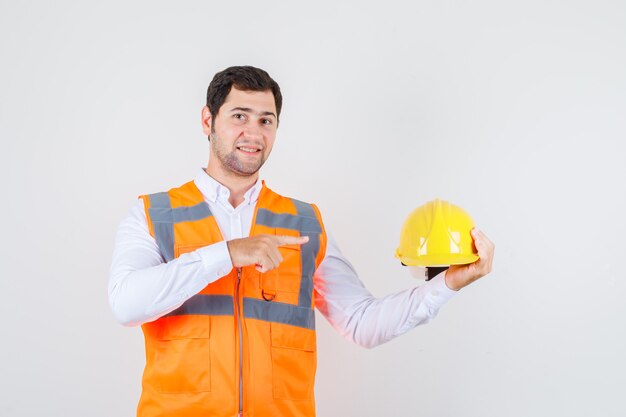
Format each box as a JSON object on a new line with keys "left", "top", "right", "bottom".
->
{"left": 276, "top": 235, "right": 310, "bottom": 247}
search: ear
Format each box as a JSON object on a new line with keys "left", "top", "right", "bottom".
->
{"left": 201, "top": 106, "right": 212, "bottom": 136}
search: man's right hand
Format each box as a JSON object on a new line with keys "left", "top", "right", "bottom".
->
{"left": 226, "top": 234, "right": 309, "bottom": 273}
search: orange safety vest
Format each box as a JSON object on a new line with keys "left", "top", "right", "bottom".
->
{"left": 136, "top": 180, "right": 327, "bottom": 417}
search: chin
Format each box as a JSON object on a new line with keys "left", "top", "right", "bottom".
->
{"left": 231, "top": 166, "right": 262, "bottom": 177}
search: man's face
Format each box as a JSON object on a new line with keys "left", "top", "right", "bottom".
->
{"left": 203, "top": 87, "right": 278, "bottom": 178}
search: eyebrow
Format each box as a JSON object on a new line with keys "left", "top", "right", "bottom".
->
{"left": 229, "top": 107, "right": 277, "bottom": 118}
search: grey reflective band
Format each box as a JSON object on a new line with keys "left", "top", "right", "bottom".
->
{"left": 298, "top": 232, "right": 319, "bottom": 307}
{"left": 148, "top": 192, "right": 175, "bottom": 262}
{"left": 150, "top": 202, "right": 212, "bottom": 224}
{"left": 291, "top": 199, "right": 321, "bottom": 308}
{"left": 255, "top": 209, "right": 322, "bottom": 233}
{"left": 147, "top": 193, "right": 213, "bottom": 263}
{"left": 149, "top": 192, "right": 171, "bottom": 208}
{"left": 163, "top": 295, "right": 314, "bottom": 330}
{"left": 243, "top": 298, "right": 315, "bottom": 330}
{"left": 165, "top": 294, "right": 234, "bottom": 317}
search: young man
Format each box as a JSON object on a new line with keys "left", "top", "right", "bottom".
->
{"left": 109, "top": 66, "right": 495, "bottom": 417}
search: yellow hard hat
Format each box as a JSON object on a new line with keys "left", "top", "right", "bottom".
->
{"left": 395, "top": 199, "right": 479, "bottom": 267}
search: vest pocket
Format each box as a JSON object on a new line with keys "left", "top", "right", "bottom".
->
{"left": 152, "top": 316, "right": 211, "bottom": 394}
{"left": 270, "top": 321, "right": 316, "bottom": 400}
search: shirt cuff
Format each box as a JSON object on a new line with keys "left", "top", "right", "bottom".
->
{"left": 196, "top": 240, "right": 234, "bottom": 281}
{"left": 422, "top": 270, "right": 458, "bottom": 308}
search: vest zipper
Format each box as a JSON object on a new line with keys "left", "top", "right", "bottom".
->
{"left": 236, "top": 267, "right": 244, "bottom": 417}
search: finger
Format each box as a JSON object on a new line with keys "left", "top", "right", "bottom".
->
{"left": 266, "top": 247, "right": 282, "bottom": 270}
{"left": 257, "top": 254, "right": 275, "bottom": 273}
{"left": 472, "top": 228, "right": 494, "bottom": 248}
{"left": 263, "top": 239, "right": 282, "bottom": 268}
{"left": 473, "top": 235, "right": 491, "bottom": 260}
{"left": 472, "top": 234, "right": 494, "bottom": 274}
{"left": 472, "top": 229, "right": 492, "bottom": 253}
{"left": 275, "top": 235, "right": 309, "bottom": 246}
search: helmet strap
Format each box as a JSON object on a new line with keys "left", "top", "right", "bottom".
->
{"left": 426, "top": 266, "right": 449, "bottom": 281}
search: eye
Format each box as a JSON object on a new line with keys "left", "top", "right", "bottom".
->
{"left": 233, "top": 113, "right": 246, "bottom": 121}
{"left": 261, "top": 118, "right": 273, "bottom": 125}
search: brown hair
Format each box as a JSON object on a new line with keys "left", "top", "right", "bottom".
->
{"left": 206, "top": 65, "right": 282, "bottom": 125}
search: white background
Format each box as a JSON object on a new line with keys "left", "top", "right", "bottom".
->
{"left": 1, "top": 1, "right": 625, "bottom": 416}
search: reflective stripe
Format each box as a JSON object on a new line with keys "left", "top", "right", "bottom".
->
{"left": 255, "top": 209, "right": 322, "bottom": 233}
{"left": 162, "top": 295, "right": 314, "bottom": 329}
{"left": 149, "top": 192, "right": 171, "bottom": 208}
{"left": 148, "top": 192, "right": 175, "bottom": 262}
{"left": 150, "top": 202, "right": 212, "bottom": 224}
{"left": 165, "top": 294, "right": 234, "bottom": 317}
{"left": 163, "top": 295, "right": 314, "bottom": 329}
{"left": 298, "top": 232, "right": 319, "bottom": 307}
{"left": 147, "top": 194, "right": 213, "bottom": 262}
{"left": 291, "top": 199, "right": 321, "bottom": 308}
{"left": 290, "top": 199, "right": 317, "bottom": 220}
{"left": 243, "top": 298, "right": 315, "bottom": 330}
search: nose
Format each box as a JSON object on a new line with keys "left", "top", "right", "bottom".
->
{"left": 243, "top": 124, "right": 263, "bottom": 141}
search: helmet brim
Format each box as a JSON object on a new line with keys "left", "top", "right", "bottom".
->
{"left": 396, "top": 252, "right": 479, "bottom": 267}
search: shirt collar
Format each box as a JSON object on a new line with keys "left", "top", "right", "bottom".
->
{"left": 193, "top": 168, "right": 263, "bottom": 206}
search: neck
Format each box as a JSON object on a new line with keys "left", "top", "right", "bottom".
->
{"left": 204, "top": 165, "right": 259, "bottom": 208}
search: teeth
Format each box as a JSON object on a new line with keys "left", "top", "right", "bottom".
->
{"left": 239, "top": 147, "right": 258, "bottom": 152}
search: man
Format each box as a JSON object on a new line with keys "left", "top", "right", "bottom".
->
{"left": 109, "top": 65, "right": 495, "bottom": 417}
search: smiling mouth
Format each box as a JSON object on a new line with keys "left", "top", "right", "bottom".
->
{"left": 237, "top": 146, "right": 261, "bottom": 153}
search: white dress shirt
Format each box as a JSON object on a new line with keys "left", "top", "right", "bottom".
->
{"left": 109, "top": 169, "right": 457, "bottom": 348}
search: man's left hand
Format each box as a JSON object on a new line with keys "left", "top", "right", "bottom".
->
{"left": 444, "top": 228, "right": 495, "bottom": 291}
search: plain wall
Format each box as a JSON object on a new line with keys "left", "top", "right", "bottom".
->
{"left": 1, "top": 1, "right": 625, "bottom": 416}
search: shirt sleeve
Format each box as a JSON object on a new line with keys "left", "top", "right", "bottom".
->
{"left": 313, "top": 231, "right": 457, "bottom": 349}
{"left": 108, "top": 199, "right": 234, "bottom": 327}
